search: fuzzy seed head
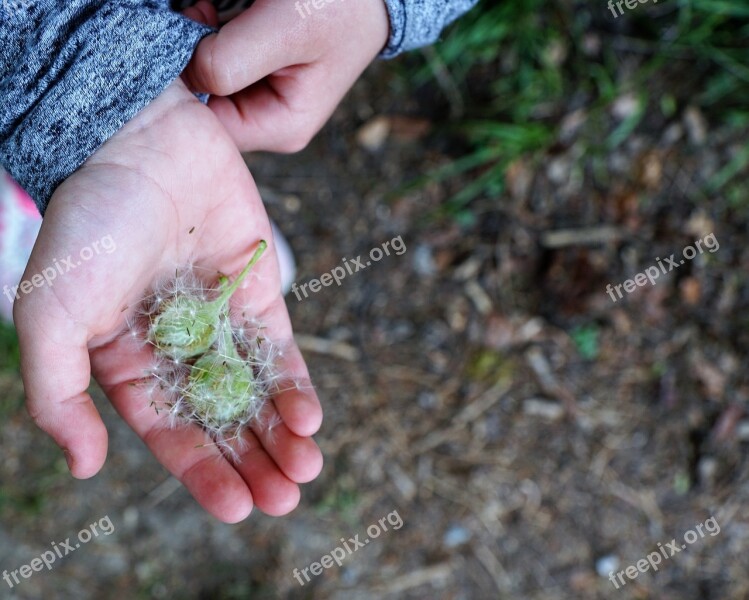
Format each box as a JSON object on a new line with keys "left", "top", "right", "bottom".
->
{"left": 149, "top": 294, "right": 221, "bottom": 360}
{"left": 187, "top": 348, "right": 260, "bottom": 428}
{"left": 130, "top": 241, "right": 292, "bottom": 460}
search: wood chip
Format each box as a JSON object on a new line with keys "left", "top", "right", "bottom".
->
{"left": 523, "top": 398, "right": 564, "bottom": 420}
{"left": 683, "top": 105, "right": 708, "bottom": 145}
{"left": 356, "top": 116, "right": 390, "bottom": 152}
{"left": 294, "top": 334, "right": 360, "bottom": 361}
{"left": 464, "top": 280, "right": 493, "bottom": 315}
{"left": 370, "top": 562, "right": 453, "bottom": 595}
{"left": 680, "top": 276, "right": 701, "bottom": 305}
{"left": 525, "top": 347, "right": 578, "bottom": 415}
{"left": 540, "top": 226, "right": 622, "bottom": 248}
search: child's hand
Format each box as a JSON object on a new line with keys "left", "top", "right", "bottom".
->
{"left": 12, "top": 79, "right": 323, "bottom": 523}
{"left": 182, "top": 0, "right": 390, "bottom": 152}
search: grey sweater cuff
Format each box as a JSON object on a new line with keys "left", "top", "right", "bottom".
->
{"left": 0, "top": 1, "right": 213, "bottom": 215}
{"left": 380, "top": 0, "right": 480, "bottom": 58}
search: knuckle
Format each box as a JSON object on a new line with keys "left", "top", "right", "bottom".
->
{"left": 278, "top": 123, "right": 318, "bottom": 154}
{"left": 280, "top": 134, "right": 313, "bottom": 154}
{"left": 25, "top": 400, "right": 45, "bottom": 427}
{"left": 195, "top": 37, "right": 234, "bottom": 95}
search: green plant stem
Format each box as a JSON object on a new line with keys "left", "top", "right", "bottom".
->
{"left": 213, "top": 240, "right": 267, "bottom": 307}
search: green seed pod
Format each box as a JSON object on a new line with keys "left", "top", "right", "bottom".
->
{"left": 150, "top": 295, "right": 222, "bottom": 361}
{"left": 185, "top": 323, "right": 263, "bottom": 429}
{"left": 148, "top": 241, "right": 267, "bottom": 360}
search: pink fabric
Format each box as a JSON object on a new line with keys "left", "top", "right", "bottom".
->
{"left": 11, "top": 177, "right": 40, "bottom": 217}
{"left": 0, "top": 173, "right": 41, "bottom": 322}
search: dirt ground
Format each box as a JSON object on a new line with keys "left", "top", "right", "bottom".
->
{"left": 2, "top": 6, "right": 749, "bottom": 600}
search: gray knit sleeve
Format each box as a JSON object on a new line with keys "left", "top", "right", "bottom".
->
{"left": 0, "top": 1, "right": 213, "bottom": 214}
{"left": 380, "top": 0, "right": 480, "bottom": 58}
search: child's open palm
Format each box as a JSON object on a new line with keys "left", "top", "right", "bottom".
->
{"left": 12, "top": 80, "right": 323, "bottom": 523}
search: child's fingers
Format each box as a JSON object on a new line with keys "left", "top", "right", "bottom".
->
{"left": 204, "top": 73, "right": 340, "bottom": 153}
{"left": 267, "top": 340, "right": 323, "bottom": 438}
{"left": 13, "top": 300, "right": 108, "bottom": 479}
{"left": 250, "top": 416, "right": 323, "bottom": 483}
{"left": 231, "top": 433, "right": 302, "bottom": 516}
{"left": 94, "top": 325, "right": 311, "bottom": 521}
{"left": 182, "top": 3, "right": 314, "bottom": 97}
{"left": 107, "top": 382, "right": 254, "bottom": 523}
{"left": 93, "top": 333, "right": 254, "bottom": 523}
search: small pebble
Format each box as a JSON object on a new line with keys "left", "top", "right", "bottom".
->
{"left": 523, "top": 398, "right": 564, "bottom": 420}
{"left": 443, "top": 525, "right": 472, "bottom": 548}
{"left": 412, "top": 244, "right": 437, "bottom": 276}
{"left": 595, "top": 555, "right": 619, "bottom": 577}
{"left": 737, "top": 420, "right": 749, "bottom": 441}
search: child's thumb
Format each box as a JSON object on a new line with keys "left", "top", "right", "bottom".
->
{"left": 14, "top": 302, "right": 108, "bottom": 479}
{"left": 182, "top": 10, "right": 309, "bottom": 97}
